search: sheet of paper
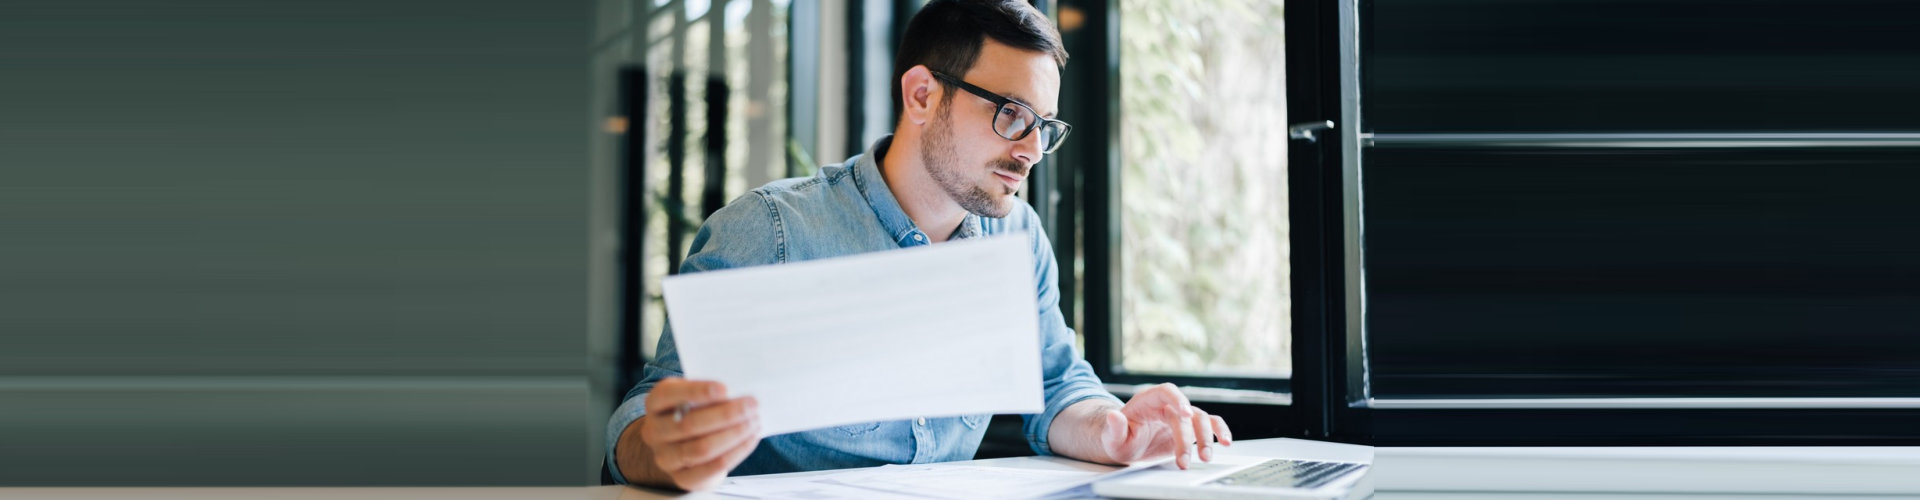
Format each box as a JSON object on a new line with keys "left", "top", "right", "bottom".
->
{"left": 716, "top": 458, "right": 1173, "bottom": 500}
{"left": 822, "top": 465, "right": 1098, "bottom": 500}
{"left": 663, "top": 234, "right": 1044, "bottom": 437}
{"left": 715, "top": 473, "right": 931, "bottom": 499}
{"left": 824, "top": 460, "right": 1172, "bottom": 500}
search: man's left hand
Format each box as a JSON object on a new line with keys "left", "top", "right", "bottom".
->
{"left": 1093, "top": 383, "right": 1233, "bottom": 469}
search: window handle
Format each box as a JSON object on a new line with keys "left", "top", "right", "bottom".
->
{"left": 1289, "top": 120, "right": 1336, "bottom": 143}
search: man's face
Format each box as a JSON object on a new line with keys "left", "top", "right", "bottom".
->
{"left": 920, "top": 39, "right": 1062, "bottom": 219}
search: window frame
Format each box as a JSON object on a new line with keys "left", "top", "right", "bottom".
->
{"left": 1039, "top": 0, "right": 1340, "bottom": 440}
{"left": 1343, "top": 0, "right": 1920, "bottom": 446}
{"left": 1047, "top": 0, "right": 1920, "bottom": 446}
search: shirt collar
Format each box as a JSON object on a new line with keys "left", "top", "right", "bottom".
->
{"left": 853, "top": 135, "right": 983, "bottom": 246}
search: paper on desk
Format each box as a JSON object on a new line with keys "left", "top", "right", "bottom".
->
{"left": 822, "top": 465, "right": 1100, "bottom": 500}
{"left": 822, "top": 458, "right": 1176, "bottom": 500}
{"left": 663, "top": 235, "right": 1044, "bottom": 437}
{"left": 715, "top": 473, "right": 931, "bottom": 500}
{"left": 716, "top": 458, "right": 1173, "bottom": 500}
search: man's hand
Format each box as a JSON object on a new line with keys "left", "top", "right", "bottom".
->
{"left": 629, "top": 378, "right": 761, "bottom": 491}
{"left": 1091, "top": 383, "right": 1232, "bottom": 470}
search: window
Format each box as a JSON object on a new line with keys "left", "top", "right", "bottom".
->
{"left": 1350, "top": 0, "right": 1920, "bottom": 444}
{"left": 635, "top": 0, "right": 794, "bottom": 361}
{"left": 1116, "top": 0, "right": 1291, "bottom": 378}
{"left": 1050, "top": 0, "right": 1920, "bottom": 446}
{"left": 604, "top": 0, "right": 794, "bottom": 401}
{"left": 1046, "top": 0, "right": 1307, "bottom": 402}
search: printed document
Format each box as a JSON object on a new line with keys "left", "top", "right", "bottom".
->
{"left": 663, "top": 235, "right": 1044, "bottom": 437}
{"left": 716, "top": 458, "right": 1174, "bottom": 500}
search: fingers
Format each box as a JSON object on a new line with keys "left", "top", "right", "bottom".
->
{"left": 669, "top": 430, "right": 762, "bottom": 491}
{"left": 637, "top": 378, "right": 764, "bottom": 489}
{"left": 1129, "top": 383, "right": 1193, "bottom": 409}
{"left": 644, "top": 378, "right": 730, "bottom": 415}
{"left": 648, "top": 396, "right": 758, "bottom": 444}
{"left": 1115, "top": 385, "right": 1235, "bottom": 469}
{"left": 1192, "top": 406, "right": 1217, "bottom": 463}
{"left": 1211, "top": 414, "right": 1234, "bottom": 447}
{"left": 656, "top": 416, "right": 761, "bottom": 473}
{"left": 1166, "top": 404, "right": 1195, "bottom": 469}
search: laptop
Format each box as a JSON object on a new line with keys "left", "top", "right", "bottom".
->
{"left": 1093, "top": 442, "right": 1373, "bottom": 500}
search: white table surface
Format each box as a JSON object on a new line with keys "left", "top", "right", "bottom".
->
{"left": 10, "top": 438, "right": 1917, "bottom": 499}
{"left": 612, "top": 437, "right": 1920, "bottom": 500}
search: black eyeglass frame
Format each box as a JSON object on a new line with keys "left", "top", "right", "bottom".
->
{"left": 929, "top": 70, "right": 1073, "bottom": 154}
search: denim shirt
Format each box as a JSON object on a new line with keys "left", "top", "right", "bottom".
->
{"left": 605, "top": 136, "right": 1119, "bottom": 482}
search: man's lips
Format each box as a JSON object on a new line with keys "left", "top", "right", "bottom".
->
{"left": 993, "top": 170, "right": 1025, "bottom": 187}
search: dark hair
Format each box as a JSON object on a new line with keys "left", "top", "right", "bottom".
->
{"left": 892, "top": 0, "right": 1068, "bottom": 123}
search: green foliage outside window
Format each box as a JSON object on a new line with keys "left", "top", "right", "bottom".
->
{"left": 1119, "top": 0, "right": 1290, "bottom": 376}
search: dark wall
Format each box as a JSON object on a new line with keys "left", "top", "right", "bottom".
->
{"left": 1360, "top": 0, "right": 1920, "bottom": 400}
{"left": 1366, "top": 0, "right": 1920, "bottom": 132}
{"left": 0, "top": 0, "right": 594, "bottom": 484}
{"left": 1365, "top": 147, "right": 1920, "bottom": 398}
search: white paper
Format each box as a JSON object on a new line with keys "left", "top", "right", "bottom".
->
{"left": 715, "top": 473, "right": 930, "bottom": 499}
{"left": 716, "top": 458, "right": 1173, "bottom": 500}
{"left": 663, "top": 235, "right": 1044, "bottom": 437}
{"left": 823, "top": 459, "right": 1172, "bottom": 500}
{"left": 822, "top": 465, "right": 1099, "bottom": 500}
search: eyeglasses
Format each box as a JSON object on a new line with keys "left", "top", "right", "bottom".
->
{"left": 929, "top": 71, "right": 1072, "bottom": 154}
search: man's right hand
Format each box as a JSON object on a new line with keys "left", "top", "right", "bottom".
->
{"left": 625, "top": 378, "right": 761, "bottom": 491}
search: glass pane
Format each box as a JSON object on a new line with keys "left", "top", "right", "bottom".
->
{"left": 639, "top": 0, "right": 790, "bottom": 360}
{"left": 1366, "top": 0, "right": 1920, "bottom": 133}
{"left": 1364, "top": 147, "right": 1920, "bottom": 398}
{"left": 1118, "top": 0, "right": 1289, "bottom": 376}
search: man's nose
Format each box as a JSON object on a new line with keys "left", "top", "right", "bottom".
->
{"left": 1010, "top": 128, "right": 1043, "bottom": 166}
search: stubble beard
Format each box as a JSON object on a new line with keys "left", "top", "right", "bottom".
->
{"left": 920, "top": 110, "right": 1024, "bottom": 219}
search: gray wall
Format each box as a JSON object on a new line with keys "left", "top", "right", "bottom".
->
{"left": 1, "top": 1, "right": 596, "bottom": 485}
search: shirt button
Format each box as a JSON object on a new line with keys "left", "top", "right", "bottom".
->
{"left": 916, "top": 418, "right": 927, "bottom": 426}
{"left": 912, "top": 234, "right": 924, "bottom": 242}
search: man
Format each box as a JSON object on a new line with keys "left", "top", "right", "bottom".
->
{"left": 606, "top": 0, "right": 1232, "bottom": 491}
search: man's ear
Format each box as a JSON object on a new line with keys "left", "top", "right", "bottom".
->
{"left": 899, "top": 65, "right": 941, "bottom": 126}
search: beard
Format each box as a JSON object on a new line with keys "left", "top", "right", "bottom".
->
{"left": 920, "top": 110, "right": 1026, "bottom": 218}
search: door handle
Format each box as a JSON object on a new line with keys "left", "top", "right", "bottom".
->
{"left": 1289, "top": 120, "right": 1336, "bottom": 143}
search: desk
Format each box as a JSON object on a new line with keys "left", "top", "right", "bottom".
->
{"left": 614, "top": 438, "right": 1920, "bottom": 500}
{"left": 10, "top": 439, "right": 1917, "bottom": 499}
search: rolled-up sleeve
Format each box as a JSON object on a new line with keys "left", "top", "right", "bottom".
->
{"left": 604, "top": 192, "right": 784, "bottom": 484}
{"left": 1020, "top": 224, "right": 1121, "bottom": 456}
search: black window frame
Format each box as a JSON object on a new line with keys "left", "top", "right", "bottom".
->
{"left": 1348, "top": 0, "right": 1920, "bottom": 447}
{"left": 1044, "top": 0, "right": 1920, "bottom": 447}
{"left": 1037, "top": 0, "right": 1342, "bottom": 441}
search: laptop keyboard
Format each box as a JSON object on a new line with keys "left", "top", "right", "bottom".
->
{"left": 1206, "top": 459, "right": 1367, "bottom": 489}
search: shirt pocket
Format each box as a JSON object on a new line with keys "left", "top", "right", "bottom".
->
{"left": 961, "top": 414, "right": 990, "bottom": 429}
{"left": 835, "top": 421, "right": 883, "bottom": 437}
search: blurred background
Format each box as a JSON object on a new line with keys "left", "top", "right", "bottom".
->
{"left": 8, "top": 0, "right": 1920, "bottom": 488}
{"left": 3, "top": 0, "right": 592, "bottom": 486}
{"left": 1, "top": 0, "right": 1288, "bottom": 485}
